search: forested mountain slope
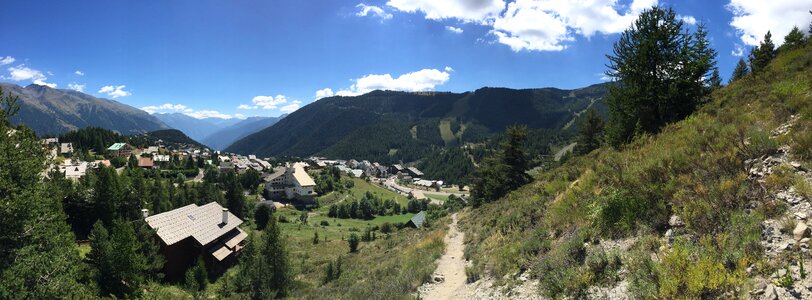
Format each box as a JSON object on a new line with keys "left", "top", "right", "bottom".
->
{"left": 227, "top": 84, "right": 608, "bottom": 163}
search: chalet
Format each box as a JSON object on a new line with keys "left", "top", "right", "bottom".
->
{"left": 263, "top": 163, "right": 317, "bottom": 201}
{"left": 219, "top": 161, "right": 235, "bottom": 173}
{"left": 42, "top": 138, "right": 59, "bottom": 148}
{"left": 60, "top": 143, "right": 74, "bottom": 156}
{"left": 61, "top": 160, "right": 88, "bottom": 181}
{"left": 154, "top": 154, "right": 171, "bottom": 162}
{"left": 144, "top": 202, "right": 247, "bottom": 280}
{"left": 145, "top": 146, "right": 160, "bottom": 154}
{"left": 374, "top": 165, "right": 389, "bottom": 178}
{"left": 389, "top": 164, "right": 405, "bottom": 175}
{"left": 406, "top": 167, "right": 424, "bottom": 178}
{"left": 138, "top": 157, "right": 155, "bottom": 169}
{"left": 406, "top": 211, "right": 427, "bottom": 228}
{"left": 107, "top": 143, "right": 132, "bottom": 157}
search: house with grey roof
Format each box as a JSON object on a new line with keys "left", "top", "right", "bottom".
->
{"left": 144, "top": 202, "right": 247, "bottom": 279}
{"left": 406, "top": 211, "right": 427, "bottom": 228}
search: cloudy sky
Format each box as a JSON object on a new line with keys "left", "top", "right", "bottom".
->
{"left": 1, "top": 0, "right": 810, "bottom": 119}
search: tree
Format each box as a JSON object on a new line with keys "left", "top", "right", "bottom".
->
{"left": 782, "top": 26, "right": 806, "bottom": 51}
{"left": 470, "top": 125, "right": 531, "bottom": 206}
{"left": 185, "top": 258, "right": 208, "bottom": 292}
{"left": 708, "top": 68, "right": 722, "bottom": 90}
{"left": 730, "top": 58, "right": 749, "bottom": 83}
{"left": 262, "top": 215, "right": 290, "bottom": 297}
{"left": 255, "top": 204, "right": 272, "bottom": 230}
{"left": 348, "top": 233, "right": 360, "bottom": 253}
{"left": 105, "top": 220, "right": 148, "bottom": 298}
{"left": 128, "top": 154, "right": 138, "bottom": 169}
{"left": 0, "top": 87, "right": 89, "bottom": 298}
{"left": 133, "top": 220, "right": 164, "bottom": 280}
{"left": 240, "top": 169, "right": 262, "bottom": 193}
{"left": 313, "top": 231, "right": 320, "bottom": 245}
{"left": 224, "top": 172, "right": 246, "bottom": 219}
{"left": 574, "top": 109, "right": 605, "bottom": 155}
{"left": 94, "top": 166, "right": 125, "bottom": 225}
{"left": 749, "top": 31, "right": 775, "bottom": 73}
{"left": 604, "top": 7, "right": 717, "bottom": 146}
{"left": 87, "top": 221, "right": 113, "bottom": 293}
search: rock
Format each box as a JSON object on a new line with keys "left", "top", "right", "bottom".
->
{"left": 781, "top": 243, "right": 792, "bottom": 251}
{"left": 763, "top": 284, "right": 778, "bottom": 300}
{"left": 791, "top": 162, "right": 802, "bottom": 169}
{"left": 669, "top": 215, "right": 685, "bottom": 227}
{"left": 795, "top": 222, "right": 810, "bottom": 240}
{"left": 433, "top": 275, "right": 444, "bottom": 283}
{"left": 665, "top": 229, "right": 674, "bottom": 239}
{"left": 796, "top": 212, "right": 808, "bottom": 220}
{"left": 802, "top": 238, "right": 810, "bottom": 243}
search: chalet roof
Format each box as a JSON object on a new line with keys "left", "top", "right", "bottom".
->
{"left": 60, "top": 143, "right": 73, "bottom": 153}
{"left": 107, "top": 143, "right": 128, "bottom": 151}
{"left": 138, "top": 157, "right": 154, "bottom": 168}
{"left": 407, "top": 167, "right": 424, "bottom": 176}
{"left": 409, "top": 211, "right": 427, "bottom": 228}
{"left": 144, "top": 202, "right": 244, "bottom": 246}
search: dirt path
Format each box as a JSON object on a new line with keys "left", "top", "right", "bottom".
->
{"left": 419, "top": 213, "right": 471, "bottom": 299}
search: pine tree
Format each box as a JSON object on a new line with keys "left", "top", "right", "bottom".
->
{"left": 133, "top": 220, "right": 164, "bottom": 280}
{"left": 782, "top": 26, "right": 806, "bottom": 51}
{"left": 94, "top": 166, "right": 124, "bottom": 225}
{"left": 501, "top": 126, "right": 532, "bottom": 189}
{"left": 708, "top": 68, "right": 722, "bottom": 90}
{"left": 224, "top": 172, "right": 245, "bottom": 218}
{"left": 348, "top": 233, "right": 360, "bottom": 253}
{"left": 185, "top": 258, "right": 208, "bottom": 291}
{"left": 730, "top": 58, "right": 749, "bottom": 83}
{"left": 87, "top": 221, "right": 113, "bottom": 293}
{"left": 604, "top": 6, "right": 716, "bottom": 146}
{"left": 105, "top": 220, "right": 148, "bottom": 298}
{"left": 0, "top": 87, "right": 90, "bottom": 298}
{"left": 574, "top": 109, "right": 605, "bottom": 155}
{"left": 749, "top": 31, "right": 775, "bottom": 73}
{"left": 128, "top": 154, "right": 138, "bottom": 169}
{"left": 263, "top": 216, "right": 290, "bottom": 297}
{"left": 255, "top": 204, "right": 272, "bottom": 230}
{"left": 470, "top": 125, "right": 531, "bottom": 206}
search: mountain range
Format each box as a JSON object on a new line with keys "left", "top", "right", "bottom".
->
{"left": 1, "top": 82, "right": 169, "bottom": 136}
{"left": 201, "top": 115, "right": 285, "bottom": 151}
{"left": 226, "top": 83, "right": 609, "bottom": 162}
{"left": 152, "top": 113, "right": 242, "bottom": 142}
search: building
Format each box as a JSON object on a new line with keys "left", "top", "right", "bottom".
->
{"left": 389, "top": 164, "right": 405, "bottom": 175}
{"left": 107, "top": 143, "right": 132, "bottom": 157}
{"left": 60, "top": 143, "right": 73, "bottom": 156}
{"left": 406, "top": 211, "right": 427, "bottom": 228}
{"left": 263, "top": 163, "right": 317, "bottom": 201}
{"left": 144, "top": 202, "right": 247, "bottom": 279}
{"left": 138, "top": 157, "right": 155, "bottom": 169}
{"left": 406, "top": 167, "right": 424, "bottom": 178}
{"left": 374, "top": 165, "right": 389, "bottom": 178}
{"left": 60, "top": 160, "right": 88, "bottom": 181}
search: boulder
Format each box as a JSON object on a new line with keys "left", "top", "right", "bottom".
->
{"left": 763, "top": 284, "right": 778, "bottom": 300}
{"left": 668, "top": 215, "right": 685, "bottom": 227}
{"left": 795, "top": 222, "right": 810, "bottom": 241}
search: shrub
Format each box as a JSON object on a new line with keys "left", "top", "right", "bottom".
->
{"left": 379, "top": 222, "right": 393, "bottom": 234}
{"left": 278, "top": 214, "right": 289, "bottom": 223}
{"left": 348, "top": 233, "right": 360, "bottom": 253}
{"left": 255, "top": 205, "right": 272, "bottom": 230}
{"left": 320, "top": 220, "right": 330, "bottom": 227}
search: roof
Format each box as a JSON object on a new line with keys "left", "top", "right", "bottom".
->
{"left": 60, "top": 143, "right": 73, "bottom": 153}
{"left": 107, "top": 143, "right": 128, "bottom": 151}
{"left": 407, "top": 167, "right": 424, "bottom": 176}
{"left": 264, "top": 167, "right": 286, "bottom": 182}
{"left": 144, "top": 202, "right": 244, "bottom": 246}
{"left": 138, "top": 157, "right": 154, "bottom": 167}
{"left": 409, "top": 211, "right": 427, "bottom": 228}
{"left": 291, "top": 163, "right": 316, "bottom": 186}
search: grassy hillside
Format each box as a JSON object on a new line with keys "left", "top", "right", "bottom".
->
{"left": 459, "top": 43, "right": 812, "bottom": 298}
{"left": 226, "top": 85, "right": 608, "bottom": 163}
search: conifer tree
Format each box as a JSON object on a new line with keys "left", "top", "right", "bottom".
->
{"left": 574, "top": 109, "right": 605, "bottom": 155}
{"left": 708, "top": 68, "right": 722, "bottom": 90}
{"left": 255, "top": 204, "right": 271, "bottom": 230}
{"left": 730, "top": 58, "right": 749, "bottom": 83}
{"left": 782, "top": 26, "right": 806, "bottom": 51}
{"left": 604, "top": 7, "right": 717, "bottom": 146}
{"left": 470, "top": 125, "right": 531, "bottom": 206}
{"left": 263, "top": 216, "right": 290, "bottom": 297}
{"left": 749, "top": 31, "right": 775, "bottom": 73}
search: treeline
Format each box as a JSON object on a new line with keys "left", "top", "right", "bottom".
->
{"left": 326, "top": 191, "right": 426, "bottom": 219}
{"left": 57, "top": 127, "right": 206, "bottom": 157}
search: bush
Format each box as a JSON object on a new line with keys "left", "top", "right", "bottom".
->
{"left": 278, "top": 215, "right": 289, "bottom": 223}
{"left": 255, "top": 205, "right": 272, "bottom": 230}
{"left": 379, "top": 222, "right": 393, "bottom": 234}
{"left": 320, "top": 220, "right": 330, "bottom": 227}
{"left": 348, "top": 233, "right": 360, "bottom": 253}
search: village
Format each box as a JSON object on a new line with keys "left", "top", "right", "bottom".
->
{"left": 39, "top": 137, "right": 468, "bottom": 287}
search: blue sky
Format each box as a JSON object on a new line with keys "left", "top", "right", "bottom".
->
{"left": 1, "top": 0, "right": 810, "bottom": 118}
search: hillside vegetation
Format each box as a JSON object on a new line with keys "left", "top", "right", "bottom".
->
{"left": 460, "top": 29, "right": 812, "bottom": 299}
{"left": 226, "top": 85, "right": 608, "bottom": 163}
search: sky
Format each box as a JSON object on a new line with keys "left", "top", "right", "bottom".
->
{"left": 1, "top": 0, "right": 810, "bottom": 119}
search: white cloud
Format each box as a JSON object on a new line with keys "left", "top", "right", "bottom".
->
{"left": 387, "top": 0, "right": 506, "bottom": 23}
{"left": 679, "top": 15, "right": 697, "bottom": 25}
{"left": 5, "top": 64, "right": 57, "bottom": 88}
{"left": 444, "top": 66, "right": 454, "bottom": 72}
{"left": 445, "top": 25, "right": 464, "bottom": 33}
{"left": 356, "top": 3, "right": 393, "bottom": 20}
{"left": 389, "top": 0, "right": 658, "bottom": 52}
{"left": 98, "top": 85, "right": 132, "bottom": 98}
{"left": 67, "top": 82, "right": 85, "bottom": 92}
{"left": 237, "top": 104, "right": 258, "bottom": 110}
{"left": 250, "top": 95, "right": 289, "bottom": 110}
{"left": 314, "top": 88, "right": 334, "bottom": 100}
{"left": 186, "top": 110, "right": 241, "bottom": 119}
{"left": 731, "top": 44, "right": 745, "bottom": 57}
{"left": 0, "top": 56, "right": 15, "bottom": 65}
{"left": 75, "top": 70, "right": 84, "bottom": 76}
{"left": 140, "top": 103, "right": 194, "bottom": 114}
{"left": 280, "top": 101, "right": 302, "bottom": 113}
{"left": 727, "top": 0, "right": 812, "bottom": 46}
{"left": 335, "top": 68, "right": 451, "bottom": 96}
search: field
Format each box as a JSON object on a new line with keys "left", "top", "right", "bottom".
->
{"left": 316, "top": 177, "right": 410, "bottom": 208}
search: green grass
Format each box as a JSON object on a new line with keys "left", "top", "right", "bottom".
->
{"left": 277, "top": 207, "right": 415, "bottom": 241}
{"left": 424, "top": 193, "right": 449, "bottom": 202}
{"left": 438, "top": 119, "right": 458, "bottom": 147}
{"left": 316, "top": 177, "right": 409, "bottom": 210}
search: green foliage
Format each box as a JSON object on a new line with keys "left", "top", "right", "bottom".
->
{"left": 574, "top": 109, "right": 604, "bottom": 155}
{"left": 782, "top": 26, "right": 806, "bottom": 51}
{"left": 236, "top": 216, "right": 291, "bottom": 298}
{"left": 470, "top": 125, "right": 531, "bottom": 206}
{"left": 88, "top": 220, "right": 148, "bottom": 298}
{"left": 240, "top": 169, "right": 262, "bottom": 193}
{"left": 255, "top": 204, "right": 272, "bottom": 230}
{"left": 749, "top": 31, "right": 776, "bottom": 74}
{"left": 418, "top": 147, "right": 476, "bottom": 185}
{"left": 184, "top": 258, "right": 208, "bottom": 292}
{"left": 348, "top": 233, "right": 360, "bottom": 253}
{"left": 604, "top": 7, "right": 717, "bottom": 146}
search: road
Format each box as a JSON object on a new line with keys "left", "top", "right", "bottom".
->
{"left": 419, "top": 213, "right": 471, "bottom": 299}
{"left": 380, "top": 176, "right": 468, "bottom": 199}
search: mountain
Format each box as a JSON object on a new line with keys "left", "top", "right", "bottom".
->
{"left": 0, "top": 82, "right": 169, "bottom": 136}
{"left": 226, "top": 84, "right": 609, "bottom": 162}
{"left": 129, "top": 129, "right": 207, "bottom": 149}
{"left": 202, "top": 115, "right": 285, "bottom": 151}
{"left": 152, "top": 113, "right": 242, "bottom": 142}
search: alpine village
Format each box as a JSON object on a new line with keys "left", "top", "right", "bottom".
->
{"left": 2, "top": 2, "right": 812, "bottom": 300}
